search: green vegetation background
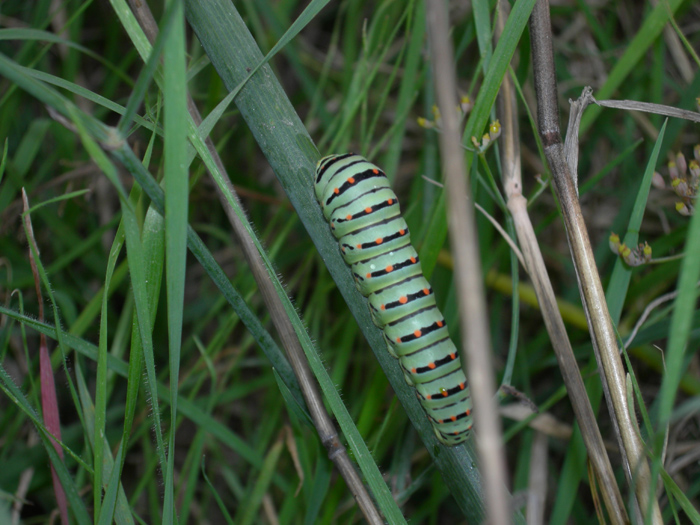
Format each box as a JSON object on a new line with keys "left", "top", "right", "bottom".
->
{"left": 0, "top": 0, "right": 698, "bottom": 523}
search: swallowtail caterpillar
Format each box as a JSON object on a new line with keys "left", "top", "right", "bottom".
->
{"left": 314, "top": 153, "right": 473, "bottom": 446}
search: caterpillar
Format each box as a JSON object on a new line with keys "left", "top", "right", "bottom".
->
{"left": 314, "top": 153, "right": 473, "bottom": 446}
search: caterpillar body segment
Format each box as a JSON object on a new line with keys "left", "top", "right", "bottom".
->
{"left": 315, "top": 153, "right": 473, "bottom": 446}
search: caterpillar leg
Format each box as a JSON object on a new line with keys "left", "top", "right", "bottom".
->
{"left": 383, "top": 333, "right": 399, "bottom": 359}
{"left": 367, "top": 303, "right": 383, "bottom": 328}
{"left": 402, "top": 367, "right": 415, "bottom": 386}
{"left": 384, "top": 341, "right": 414, "bottom": 386}
{"left": 353, "top": 276, "right": 363, "bottom": 294}
{"left": 385, "top": 341, "right": 401, "bottom": 360}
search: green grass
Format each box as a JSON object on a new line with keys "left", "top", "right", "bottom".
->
{"left": 0, "top": 0, "right": 699, "bottom": 523}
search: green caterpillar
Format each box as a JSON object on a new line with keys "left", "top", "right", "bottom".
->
{"left": 315, "top": 153, "right": 472, "bottom": 446}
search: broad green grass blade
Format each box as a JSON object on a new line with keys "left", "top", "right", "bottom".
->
{"left": 162, "top": 1, "right": 189, "bottom": 522}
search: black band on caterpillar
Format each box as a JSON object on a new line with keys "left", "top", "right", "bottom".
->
{"left": 315, "top": 153, "right": 472, "bottom": 446}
